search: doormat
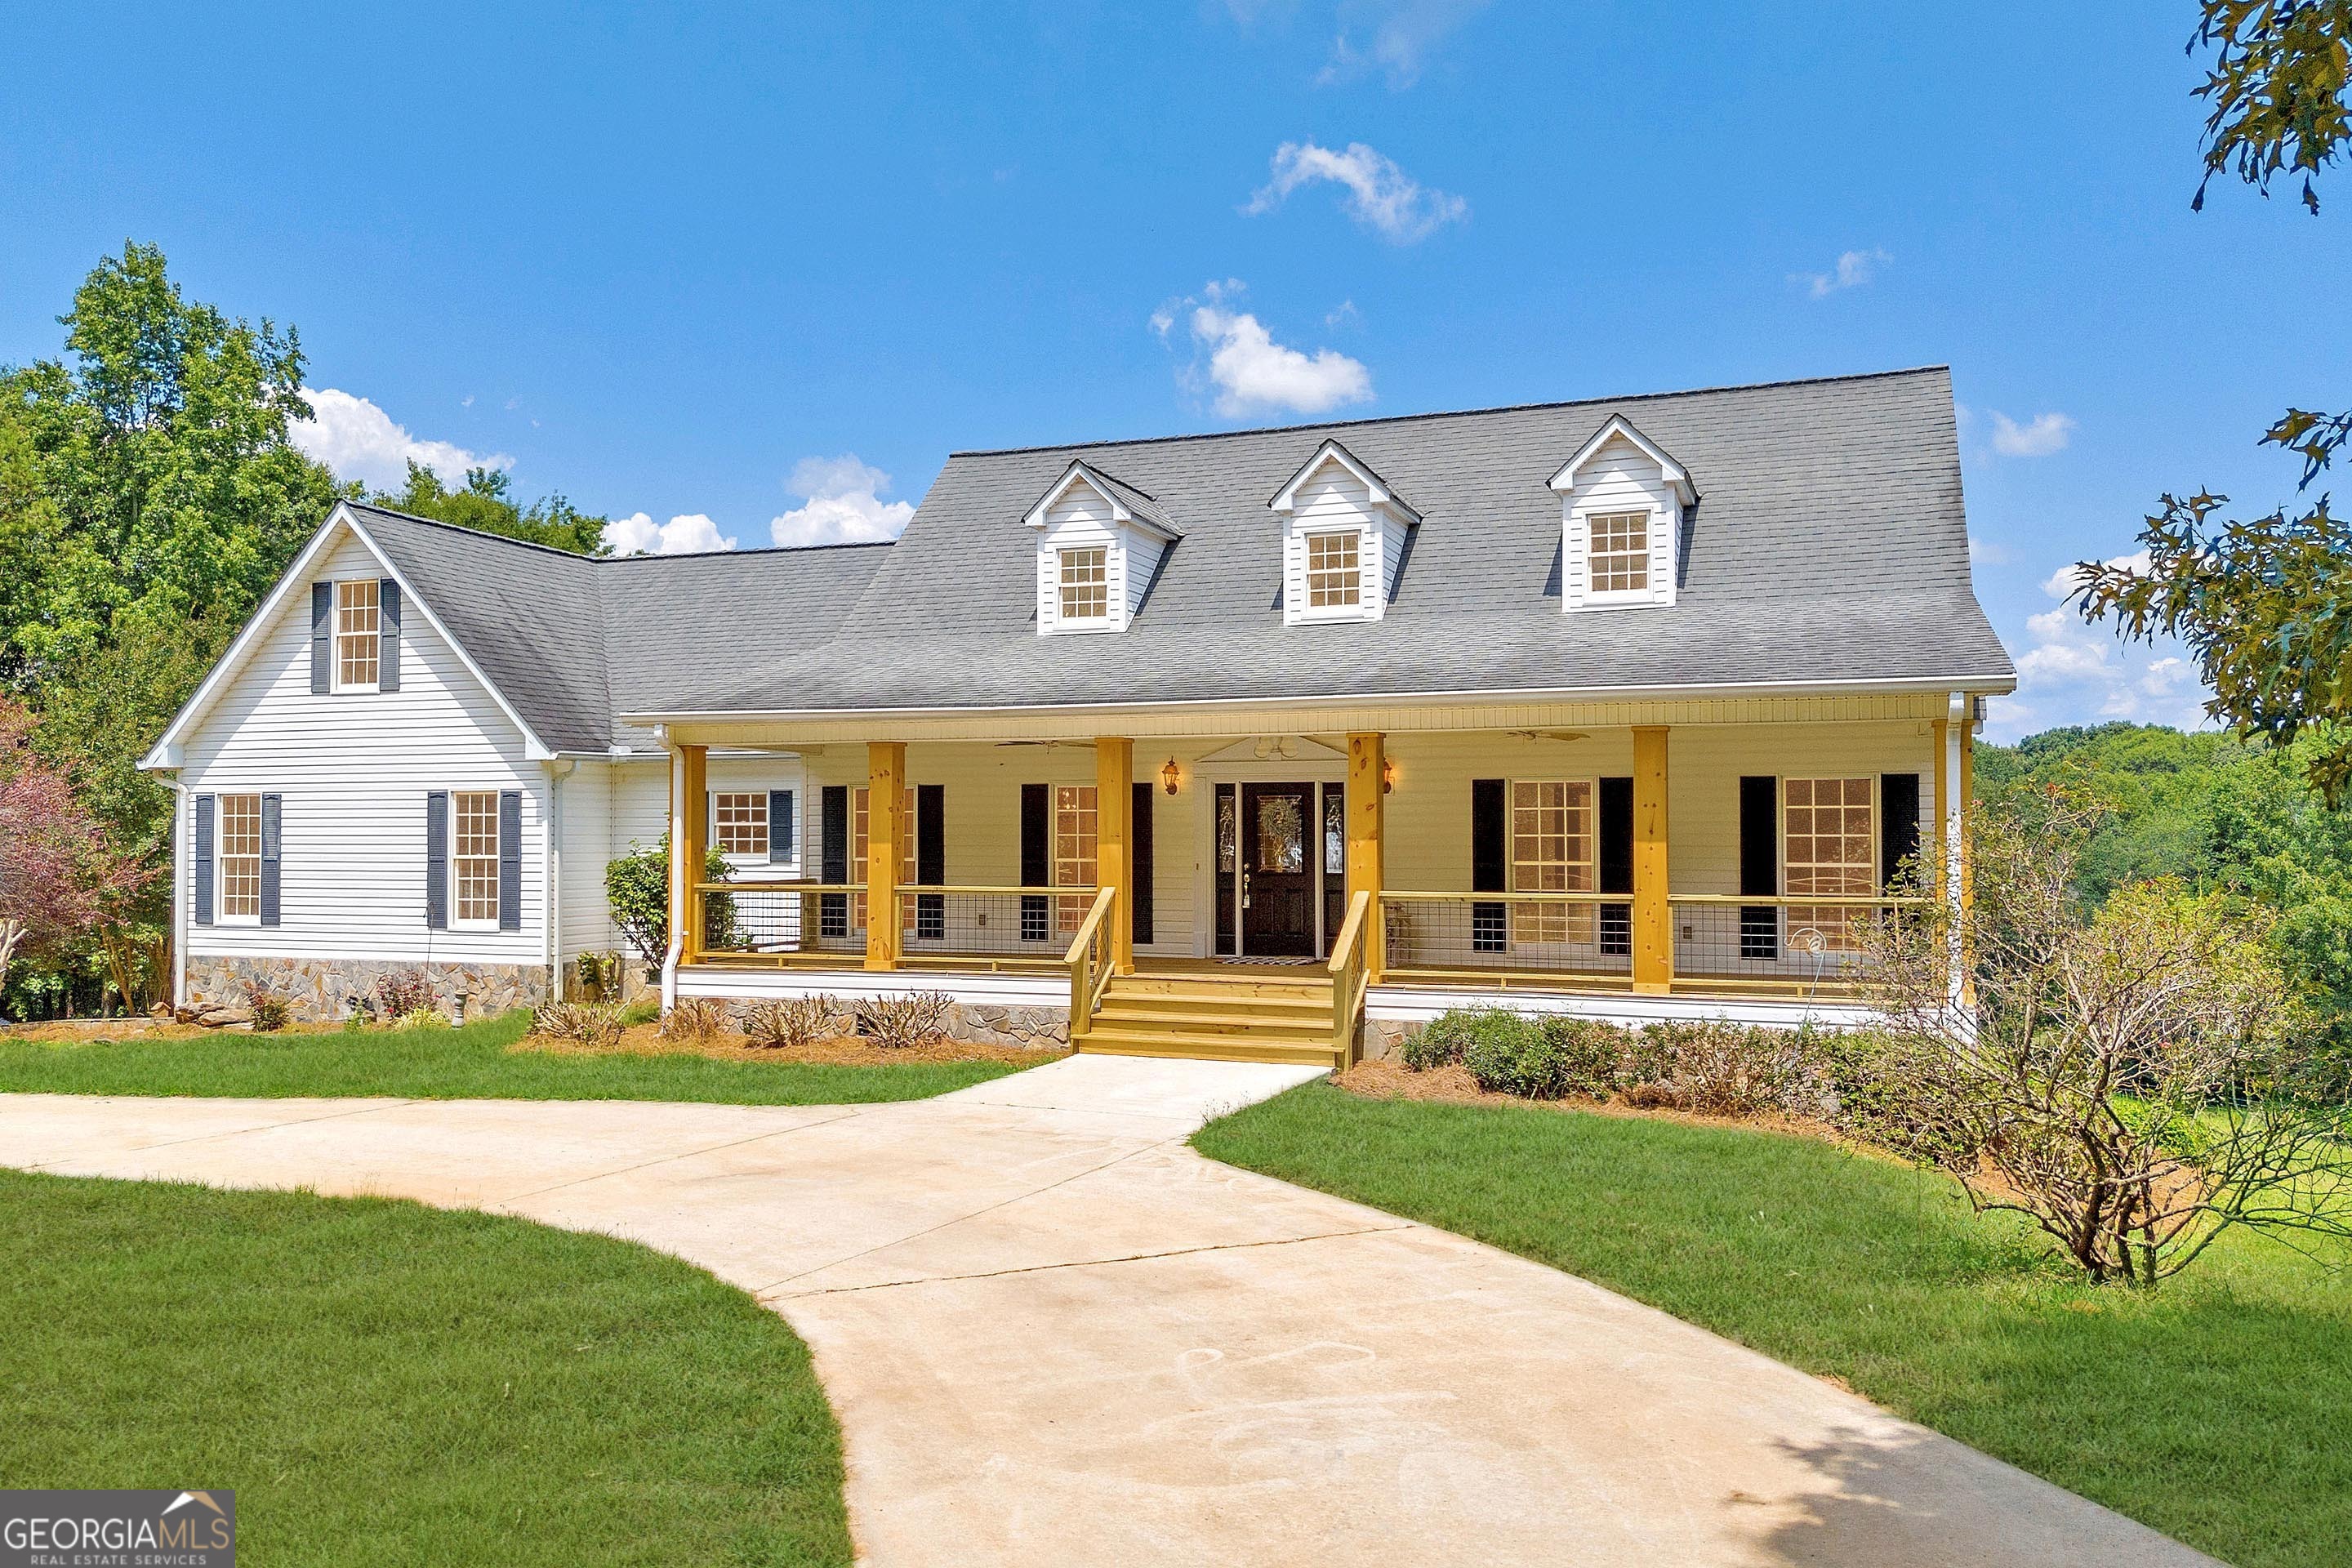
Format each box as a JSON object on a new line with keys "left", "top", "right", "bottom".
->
{"left": 1218, "top": 956, "right": 1319, "bottom": 966}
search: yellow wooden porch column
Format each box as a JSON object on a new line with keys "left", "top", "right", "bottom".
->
{"left": 865, "top": 742, "right": 906, "bottom": 971}
{"left": 1095, "top": 737, "right": 1134, "bottom": 974}
{"left": 1347, "top": 733, "right": 1386, "bottom": 980}
{"left": 1631, "top": 726, "right": 1671, "bottom": 994}
{"left": 675, "top": 743, "right": 708, "bottom": 968}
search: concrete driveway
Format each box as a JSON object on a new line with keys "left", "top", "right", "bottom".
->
{"left": 0, "top": 1058, "right": 2210, "bottom": 1567}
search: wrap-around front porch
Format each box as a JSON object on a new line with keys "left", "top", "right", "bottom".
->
{"left": 659, "top": 700, "right": 1972, "bottom": 1065}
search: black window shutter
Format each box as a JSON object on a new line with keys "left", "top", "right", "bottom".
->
{"left": 1020, "top": 782, "right": 1049, "bottom": 942}
{"left": 425, "top": 791, "right": 448, "bottom": 929}
{"left": 1597, "top": 775, "right": 1633, "bottom": 958}
{"left": 1740, "top": 776, "right": 1778, "bottom": 959}
{"left": 768, "top": 789, "right": 795, "bottom": 865}
{"left": 378, "top": 578, "right": 402, "bottom": 692}
{"left": 497, "top": 791, "right": 523, "bottom": 931}
{"left": 1881, "top": 773, "right": 1921, "bottom": 891}
{"left": 915, "top": 783, "right": 945, "bottom": 940}
{"left": 193, "top": 794, "right": 216, "bottom": 926}
{"left": 1471, "top": 777, "right": 1506, "bottom": 953}
{"left": 1130, "top": 780, "right": 1155, "bottom": 946}
{"left": 260, "top": 793, "right": 283, "bottom": 927}
{"left": 310, "top": 582, "right": 332, "bottom": 693}
{"left": 820, "top": 785, "right": 849, "bottom": 938}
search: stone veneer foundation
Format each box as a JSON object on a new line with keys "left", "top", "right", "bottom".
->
{"left": 186, "top": 956, "right": 550, "bottom": 1024}
{"left": 940, "top": 1001, "right": 1070, "bottom": 1050}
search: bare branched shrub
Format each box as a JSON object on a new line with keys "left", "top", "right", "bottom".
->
{"left": 853, "top": 991, "right": 953, "bottom": 1050}
{"left": 1624, "top": 1020, "right": 1815, "bottom": 1117}
{"left": 1855, "top": 788, "right": 2352, "bottom": 1285}
{"left": 742, "top": 995, "right": 840, "bottom": 1049}
{"left": 243, "top": 981, "right": 291, "bottom": 1034}
{"left": 530, "top": 1001, "right": 624, "bottom": 1048}
{"left": 371, "top": 969, "right": 432, "bottom": 1021}
{"left": 661, "top": 996, "right": 731, "bottom": 1045}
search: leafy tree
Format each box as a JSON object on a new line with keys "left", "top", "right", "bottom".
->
{"left": 372, "top": 461, "right": 611, "bottom": 555}
{"left": 0, "top": 699, "right": 150, "bottom": 1003}
{"left": 605, "top": 835, "right": 730, "bottom": 979}
{"left": 2077, "top": 4, "right": 2352, "bottom": 802}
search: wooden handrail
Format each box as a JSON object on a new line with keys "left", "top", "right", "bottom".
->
{"left": 1062, "top": 884, "right": 1119, "bottom": 1040}
{"left": 1378, "top": 889, "right": 1931, "bottom": 908}
{"left": 1326, "top": 888, "right": 1372, "bottom": 1063}
{"left": 1664, "top": 893, "right": 1932, "bottom": 907}
{"left": 697, "top": 880, "right": 860, "bottom": 893}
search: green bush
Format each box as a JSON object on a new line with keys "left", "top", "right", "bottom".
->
{"left": 1535, "top": 1016, "right": 1628, "bottom": 1099}
{"left": 1401, "top": 1007, "right": 1494, "bottom": 1070}
{"left": 1626, "top": 1020, "right": 1819, "bottom": 1117}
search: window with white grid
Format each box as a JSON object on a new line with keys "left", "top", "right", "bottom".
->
{"left": 335, "top": 579, "right": 380, "bottom": 690}
{"left": 1511, "top": 779, "right": 1595, "bottom": 945}
{"left": 1055, "top": 785, "right": 1096, "bottom": 934}
{"left": 1586, "top": 512, "right": 1650, "bottom": 595}
{"left": 1058, "top": 547, "right": 1108, "bottom": 621}
{"left": 1785, "top": 777, "right": 1874, "bottom": 952}
{"left": 712, "top": 792, "right": 768, "bottom": 857}
{"left": 452, "top": 791, "right": 501, "bottom": 926}
{"left": 846, "top": 786, "right": 918, "bottom": 933}
{"left": 218, "top": 794, "right": 262, "bottom": 921}
{"left": 1304, "top": 530, "right": 1362, "bottom": 609}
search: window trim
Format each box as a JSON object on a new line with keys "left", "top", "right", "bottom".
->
{"left": 1056, "top": 545, "right": 1111, "bottom": 625}
{"left": 332, "top": 577, "right": 382, "bottom": 693}
{"left": 1301, "top": 527, "right": 1365, "bottom": 616}
{"left": 215, "top": 791, "right": 264, "bottom": 926}
{"left": 448, "top": 788, "right": 502, "bottom": 931}
{"left": 1054, "top": 782, "right": 1097, "bottom": 934}
{"left": 710, "top": 791, "right": 771, "bottom": 860}
{"left": 1780, "top": 774, "right": 1878, "bottom": 955}
{"left": 1507, "top": 777, "right": 1597, "bottom": 947}
{"left": 1575, "top": 506, "right": 1659, "bottom": 608}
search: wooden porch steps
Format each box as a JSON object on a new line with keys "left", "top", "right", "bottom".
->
{"left": 1076, "top": 972, "right": 1345, "bottom": 1068}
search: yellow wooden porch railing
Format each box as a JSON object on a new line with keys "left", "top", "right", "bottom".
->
{"left": 1326, "top": 888, "right": 1373, "bottom": 1064}
{"left": 1063, "top": 884, "right": 1119, "bottom": 1041}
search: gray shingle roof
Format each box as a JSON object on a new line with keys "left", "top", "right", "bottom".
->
{"left": 654, "top": 366, "right": 2011, "bottom": 719}
{"left": 344, "top": 367, "right": 2011, "bottom": 742}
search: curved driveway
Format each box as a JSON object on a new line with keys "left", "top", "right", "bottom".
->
{"left": 0, "top": 1058, "right": 2210, "bottom": 1567}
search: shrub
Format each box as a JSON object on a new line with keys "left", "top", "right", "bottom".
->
{"left": 243, "top": 982, "right": 291, "bottom": 1034}
{"left": 853, "top": 991, "right": 952, "bottom": 1050}
{"left": 1401, "top": 1007, "right": 1495, "bottom": 1070}
{"left": 372, "top": 969, "right": 432, "bottom": 1021}
{"left": 742, "top": 995, "right": 839, "bottom": 1049}
{"left": 1534, "top": 1016, "right": 1630, "bottom": 1100}
{"left": 394, "top": 1007, "right": 451, "bottom": 1031}
{"left": 1625, "top": 1020, "right": 1816, "bottom": 1117}
{"left": 529, "top": 1001, "right": 624, "bottom": 1048}
{"left": 661, "top": 996, "right": 730, "bottom": 1045}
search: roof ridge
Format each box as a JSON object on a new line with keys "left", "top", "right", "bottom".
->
{"left": 947, "top": 364, "right": 1952, "bottom": 459}
{"left": 347, "top": 500, "right": 901, "bottom": 564}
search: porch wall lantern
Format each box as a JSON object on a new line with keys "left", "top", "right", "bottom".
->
{"left": 1382, "top": 758, "right": 1396, "bottom": 794}
{"left": 1161, "top": 757, "right": 1182, "bottom": 795}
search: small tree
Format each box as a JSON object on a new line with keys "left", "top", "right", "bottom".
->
{"left": 604, "top": 835, "right": 730, "bottom": 980}
{"left": 0, "top": 700, "right": 146, "bottom": 997}
{"left": 1856, "top": 789, "right": 2352, "bottom": 1285}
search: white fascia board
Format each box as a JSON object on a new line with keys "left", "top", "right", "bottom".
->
{"left": 1548, "top": 414, "right": 1695, "bottom": 504}
{"left": 140, "top": 502, "right": 557, "bottom": 770}
{"left": 1268, "top": 440, "right": 1422, "bottom": 524}
{"left": 1023, "top": 461, "right": 1179, "bottom": 542}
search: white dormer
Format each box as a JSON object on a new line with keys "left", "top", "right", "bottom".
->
{"left": 1268, "top": 439, "right": 1419, "bottom": 626}
{"left": 1548, "top": 415, "right": 1694, "bottom": 612}
{"left": 1024, "top": 461, "right": 1181, "bottom": 635}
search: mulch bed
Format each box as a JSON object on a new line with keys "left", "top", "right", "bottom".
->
{"left": 1334, "top": 1057, "right": 1849, "bottom": 1144}
{"left": 0, "top": 1018, "right": 222, "bottom": 1044}
{"left": 514, "top": 1023, "right": 1067, "bottom": 1070}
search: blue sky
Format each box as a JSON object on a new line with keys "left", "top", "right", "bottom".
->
{"left": 5, "top": 2, "right": 2345, "bottom": 740}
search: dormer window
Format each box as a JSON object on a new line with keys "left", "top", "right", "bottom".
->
{"left": 1058, "top": 546, "right": 1109, "bottom": 621}
{"left": 1025, "top": 461, "right": 1180, "bottom": 636}
{"left": 1269, "top": 440, "right": 1419, "bottom": 626}
{"left": 1548, "top": 415, "right": 1695, "bottom": 612}
{"left": 335, "top": 579, "right": 381, "bottom": 691}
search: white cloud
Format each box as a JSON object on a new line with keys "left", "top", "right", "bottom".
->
{"left": 608, "top": 512, "right": 737, "bottom": 556}
{"left": 1987, "top": 552, "right": 2209, "bottom": 741}
{"left": 1967, "top": 534, "right": 2012, "bottom": 566}
{"left": 1989, "top": 410, "right": 2077, "bottom": 458}
{"left": 2038, "top": 549, "right": 2149, "bottom": 601}
{"left": 770, "top": 455, "right": 915, "bottom": 548}
{"left": 1245, "top": 140, "right": 1466, "bottom": 243}
{"left": 289, "top": 387, "right": 510, "bottom": 491}
{"left": 1316, "top": 0, "right": 1489, "bottom": 87}
{"left": 1793, "top": 247, "right": 1891, "bottom": 298}
{"left": 1155, "top": 281, "right": 1374, "bottom": 417}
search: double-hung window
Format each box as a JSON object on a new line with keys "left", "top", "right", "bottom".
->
{"left": 1304, "top": 530, "right": 1362, "bottom": 610}
{"left": 217, "top": 793, "right": 263, "bottom": 922}
{"left": 1058, "top": 547, "right": 1108, "bottom": 622}
{"left": 1784, "top": 777, "right": 1875, "bottom": 952}
{"left": 1511, "top": 780, "right": 1595, "bottom": 945}
{"left": 451, "top": 790, "right": 501, "bottom": 928}
{"left": 335, "top": 579, "right": 381, "bottom": 691}
{"left": 712, "top": 792, "right": 768, "bottom": 858}
{"left": 1586, "top": 512, "right": 1650, "bottom": 595}
{"left": 1054, "top": 784, "right": 1096, "bottom": 934}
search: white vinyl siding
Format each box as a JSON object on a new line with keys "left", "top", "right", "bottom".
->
{"left": 1281, "top": 459, "right": 1388, "bottom": 625}
{"left": 1033, "top": 477, "right": 1165, "bottom": 635}
{"left": 179, "top": 528, "right": 546, "bottom": 967}
{"left": 1561, "top": 432, "right": 1677, "bottom": 611}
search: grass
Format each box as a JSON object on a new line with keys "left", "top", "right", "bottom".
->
{"left": 0, "top": 1010, "right": 1027, "bottom": 1104}
{"left": 1194, "top": 1083, "right": 2352, "bottom": 1568}
{"left": 0, "top": 1169, "right": 849, "bottom": 1566}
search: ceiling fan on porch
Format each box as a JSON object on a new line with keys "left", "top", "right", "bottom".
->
{"left": 1507, "top": 729, "right": 1591, "bottom": 743}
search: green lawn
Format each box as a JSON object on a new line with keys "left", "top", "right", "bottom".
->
{"left": 0, "top": 1010, "right": 1027, "bottom": 1103}
{"left": 0, "top": 1169, "right": 849, "bottom": 1566}
{"left": 1194, "top": 1083, "right": 2352, "bottom": 1568}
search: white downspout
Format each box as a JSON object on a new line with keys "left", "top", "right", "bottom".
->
{"left": 169, "top": 777, "right": 189, "bottom": 1013}
{"left": 546, "top": 760, "right": 574, "bottom": 1002}
{"left": 661, "top": 730, "right": 682, "bottom": 1011}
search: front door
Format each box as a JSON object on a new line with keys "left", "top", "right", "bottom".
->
{"left": 1241, "top": 783, "right": 1316, "bottom": 956}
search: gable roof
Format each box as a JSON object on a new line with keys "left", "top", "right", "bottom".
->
{"left": 649, "top": 365, "right": 2012, "bottom": 719}
{"left": 1269, "top": 439, "right": 1422, "bottom": 522}
{"left": 1022, "top": 460, "right": 1183, "bottom": 541}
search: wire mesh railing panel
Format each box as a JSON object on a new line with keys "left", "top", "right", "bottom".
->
{"left": 697, "top": 884, "right": 865, "bottom": 958}
{"left": 893, "top": 887, "right": 1096, "bottom": 960}
{"left": 1380, "top": 893, "right": 1635, "bottom": 978}
{"left": 1665, "top": 896, "right": 1920, "bottom": 992}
